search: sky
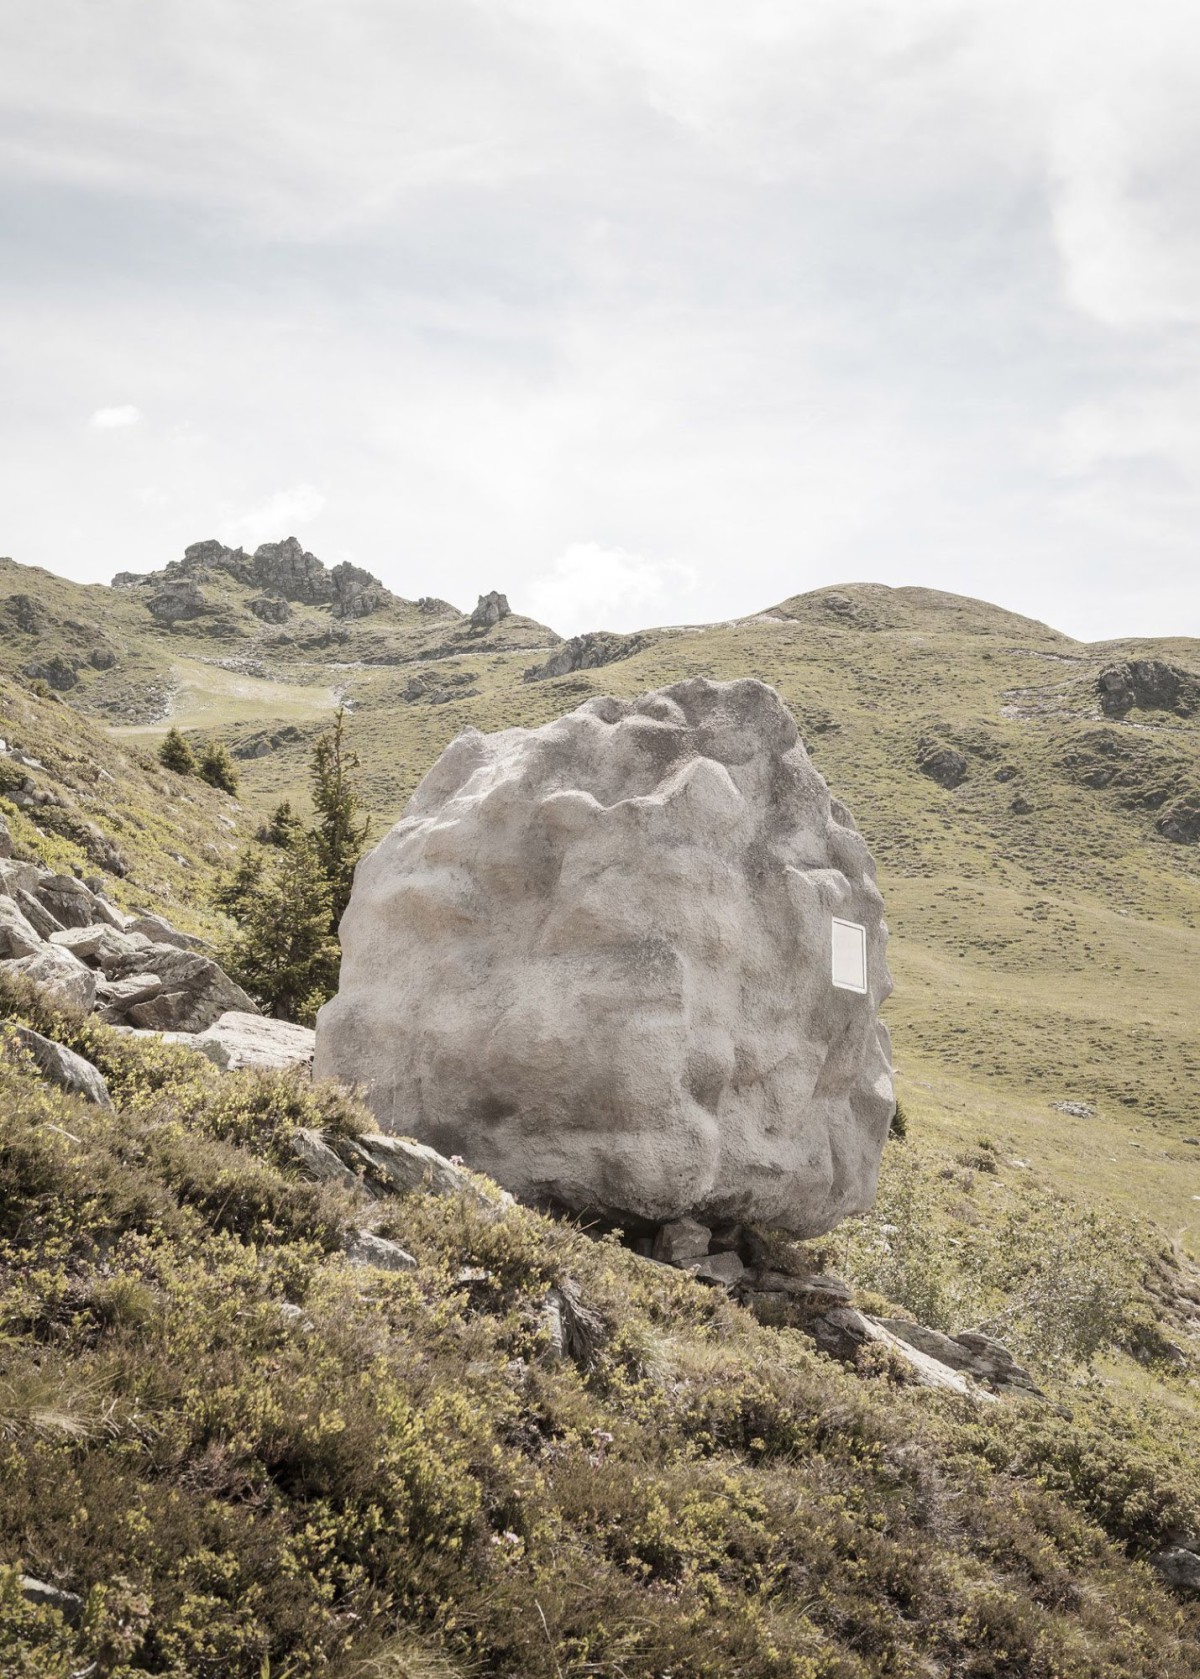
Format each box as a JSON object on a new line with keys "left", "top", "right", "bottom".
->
{"left": 2, "top": 0, "right": 1199, "bottom": 641}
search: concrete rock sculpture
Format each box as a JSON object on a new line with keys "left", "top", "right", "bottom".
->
{"left": 315, "top": 678, "right": 894, "bottom": 1236}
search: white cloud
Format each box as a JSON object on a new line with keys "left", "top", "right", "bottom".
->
{"left": 2, "top": 3, "right": 1200, "bottom": 638}
{"left": 526, "top": 542, "right": 700, "bottom": 635}
{"left": 89, "top": 404, "right": 141, "bottom": 429}
{"left": 226, "top": 484, "right": 327, "bottom": 546}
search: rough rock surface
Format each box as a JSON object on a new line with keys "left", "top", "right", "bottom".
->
{"left": 9, "top": 944, "right": 97, "bottom": 1011}
{"left": 1097, "top": 659, "right": 1200, "bottom": 719}
{"left": 524, "top": 631, "right": 649, "bottom": 683}
{"left": 316, "top": 677, "right": 895, "bottom": 1237}
{"left": 195, "top": 1010, "right": 314, "bottom": 1071}
{"left": 5, "top": 1024, "right": 111, "bottom": 1107}
{"left": 470, "top": 590, "right": 510, "bottom": 628}
{"left": 916, "top": 738, "right": 969, "bottom": 788}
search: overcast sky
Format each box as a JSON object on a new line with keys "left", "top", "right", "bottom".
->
{"left": 2, "top": 1, "right": 1199, "bottom": 640}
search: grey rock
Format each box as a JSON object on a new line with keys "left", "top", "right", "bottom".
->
{"left": 538, "top": 1278, "right": 607, "bottom": 1369}
{"left": 469, "top": 590, "right": 510, "bottom": 628}
{"left": 686, "top": 1250, "right": 746, "bottom": 1287}
{"left": 0, "top": 894, "right": 44, "bottom": 959}
{"left": 291, "top": 1126, "right": 363, "bottom": 1192}
{"left": 0, "top": 858, "right": 43, "bottom": 897}
{"left": 342, "top": 1133, "right": 495, "bottom": 1206}
{"left": 0, "top": 814, "right": 11, "bottom": 858}
{"left": 1157, "top": 795, "right": 1200, "bottom": 846}
{"left": 754, "top": 1270, "right": 853, "bottom": 1303}
{"left": 330, "top": 561, "right": 387, "bottom": 618}
{"left": 123, "top": 913, "right": 209, "bottom": 951}
{"left": 251, "top": 536, "right": 333, "bottom": 604}
{"left": 1097, "top": 659, "right": 1200, "bottom": 719}
{"left": 50, "top": 924, "right": 145, "bottom": 970}
{"left": 1010, "top": 795, "right": 1034, "bottom": 815}
{"left": 13, "top": 887, "right": 63, "bottom": 938}
{"left": 248, "top": 594, "right": 291, "bottom": 624}
{"left": 89, "top": 645, "right": 117, "bottom": 669}
{"left": 110, "top": 945, "right": 256, "bottom": 1032}
{"left": 1148, "top": 1544, "right": 1200, "bottom": 1592}
{"left": 148, "top": 578, "right": 208, "bottom": 623}
{"left": 19, "top": 1575, "right": 84, "bottom": 1624}
{"left": 23, "top": 654, "right": 79, "bottom": 690}
{"left": 316, "top": 677, "right": 895, "bottom": 1237}
{"left": 343, "top": 1228, "right": 417, "bottom": 1271}
{"left": 7, "top": 944, "right": 97, "bottom": 1011}
{"left": 917, "top": 738, "right": 969, "bottom": 789}
{"left": 4, "top": 593, "right": 51, "bottom": 634}
{"left": 6, "top": 1024, "right": 111, "bottom": 1106}
{"left": 97, "top": 972, "right": 163, "bottom": 1022}
{"left": 809, "top": 1307, "right": 999, "bottom": 1401}
{"left": 878, "top": 1320, "right": 1042, "bottom": 1394}
{"left": 524, "top": 631, "right": 649, "bottom": 683}
{"left": 36, "top": 874, "right": 99, "bottom": 929}
{"left": 653, "top": 1219, "right": 712, "bottom": 1265}
{"left": 195, "top": 1010, "right": 314, "bottom": 1071}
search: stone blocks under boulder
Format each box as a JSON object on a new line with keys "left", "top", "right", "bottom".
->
{"left": 315, "top": 677, "right": 895, "bottom": 1237}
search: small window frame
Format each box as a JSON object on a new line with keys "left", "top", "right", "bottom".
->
{"left": 831, "top": 917, "right": 868, "bottom": 995}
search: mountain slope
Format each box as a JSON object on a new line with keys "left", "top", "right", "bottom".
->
{"left": 0, "top": 546, "right": 1197, "bottom": 1256}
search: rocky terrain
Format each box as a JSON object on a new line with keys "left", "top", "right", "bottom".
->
{"left": 1, "top": 544, "right": 1199, "bottom": 1676}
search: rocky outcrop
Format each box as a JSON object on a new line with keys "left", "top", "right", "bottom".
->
{"left": 469, "top": 591, "right": 510, "bottom": 628}
{"left": 1097, "top": 659, "right": 1200, "bottom": 719}
{"left": 316, "top": 677, "right": 895, "bottom": 1238}
{"left": 0, "top": 864, "right": 259, "bottom": 1035}
{"left": 4, "top": 593, "right": 51, "bottom": 634}
{"left": 248, "top": 594, "right": 291, "bottom": 624}
{"left": 22, "top": 655, "right": 79, "bottom": 690}
{"left": 330, "top": 562, "right": 387, "bottom": 618}
{"left": 524, "top": 631, "right": 649, "bottom": 683}
{"left": 1157, "top": 795, "right": 1200, "bottom": 845}
{"left": 148, "top": 578, "right": 208, "bottom": 623}
{"left": 247, "top": 537, "right": 334, "bottom": 604}
{"left": 917, "top": 738, "right": 968, "bottom": 788}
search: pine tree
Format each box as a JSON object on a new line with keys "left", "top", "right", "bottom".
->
{"left": 219, "top": 834, "right": 339, "bottom": 1024}
{"left": 256, "top": 799, "right": 304, "bottom": 848}
{"left": 310, "top": 707, "right": 370, "bottom": 926}
{"left": 159, "top": 727, "right": 195, "bottom": 776}
{"left": 198, "top": 740, "right": 239, "bottom": 796}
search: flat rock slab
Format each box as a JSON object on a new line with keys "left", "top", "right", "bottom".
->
{"left": 197, "top": 1011, "right": 314, "bottom": 1071}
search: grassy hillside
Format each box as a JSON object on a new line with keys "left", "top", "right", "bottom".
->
{"left": 1, "top": 547, "right": 1199, "bottom": 1672}
{"left": 0, "top": 549, "right": 1196, "bottom": 1257}
{"left": 2, "top": 982, "right": 1199, "bottom": 1678}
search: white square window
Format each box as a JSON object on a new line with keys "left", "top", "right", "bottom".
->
{"left": 831, "top": 918, "right": 867, "bottom": 994}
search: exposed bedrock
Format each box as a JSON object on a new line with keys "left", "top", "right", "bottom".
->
{"left": 315, "top": 677, "right": 895, "bottom": 1237}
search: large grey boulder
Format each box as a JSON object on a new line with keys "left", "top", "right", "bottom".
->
{"left": 7, "top": 944, "right": 98, "bottom": 1011}
{"left": 315, "top": 677, "right": 895, "bottom": 1237}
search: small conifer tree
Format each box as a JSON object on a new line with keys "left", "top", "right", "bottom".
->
{"left": 219, "top": 834, "right": 338, "bottom": 1023}
{"left": 159, "top": 727, "right": 195, "bottom": 776}
{"left": 310, "top": 707, "right": 370, "bottom": 926}
{"left": 198, "top": 740, "right": 239, "bottom": 796}
{"left": 257, "top": 799, "right": 304, "bottom": 848}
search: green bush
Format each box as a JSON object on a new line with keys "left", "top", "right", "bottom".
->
{"left": 197, "top": 740, "right": 238, "bottom": 796}
{"left": 158, "top": 727, "right": 195, "bottom": 776}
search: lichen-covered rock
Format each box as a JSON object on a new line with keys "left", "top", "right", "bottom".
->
{"left": 315, "top": 677, "right": 894, "bottom": 1237}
